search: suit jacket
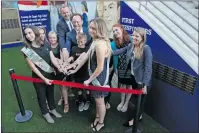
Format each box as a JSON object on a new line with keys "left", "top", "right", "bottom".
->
{"left": 113, "top": 43, "right": 153, "bottom": 86}
{"left": 56, "top": 18, "right": 70, "bottom": 48}
{"left": 62, "top": 27, "right": 92, "bottom": 54}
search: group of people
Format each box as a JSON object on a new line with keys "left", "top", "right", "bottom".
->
{"left": 21, "top": 5, "right": 153, "bottom": 132}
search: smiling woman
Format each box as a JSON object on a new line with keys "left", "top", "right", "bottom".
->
{"left": 22, "top": 25, "right": 63, "bottom": 124}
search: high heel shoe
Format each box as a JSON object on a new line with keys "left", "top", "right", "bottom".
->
{"left": 92, "top": 122, "right": 105, "bottom": 132}
{"left": 91, "top": 117, "right": 99, "bottom": 128}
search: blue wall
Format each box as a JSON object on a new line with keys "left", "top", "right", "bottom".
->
{"left": 120, "top": 1, "right": 198, "bottom": 132}
{"left": 1, "top": 42, "right": 23, "bottom": 49}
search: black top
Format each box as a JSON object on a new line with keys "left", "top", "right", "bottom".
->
{"left": 90, "top": 51, "right": 108, "bottom": 85}
{"left": 51, "top": 44, "right": 60, "bottom": 59}
{"left": 71, "top": 46, "right": 89, "bottom": 79}
{"left": 23, "top": 44, "right": 53, "bottom": 79}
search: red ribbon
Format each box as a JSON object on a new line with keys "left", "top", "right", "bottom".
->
{"left": 10, "top": 74, "right": 142, "bottom": 95}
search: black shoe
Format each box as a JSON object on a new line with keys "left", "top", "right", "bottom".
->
{"left": 123, "top": 121, "right": 132, "bottom": 127}
{"left": 123, "top": 118, "right": 143, "bottom": 127}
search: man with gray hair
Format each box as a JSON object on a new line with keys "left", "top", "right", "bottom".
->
{"left": 60, "top": 13, "right": 92, "bottom": 60}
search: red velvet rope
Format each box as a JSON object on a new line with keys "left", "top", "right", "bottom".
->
{"left": 10, "top": 74, "right": 142, "bottom": 95}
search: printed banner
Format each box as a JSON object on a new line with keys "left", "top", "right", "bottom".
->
{"left": 19, "top": 10, "right": 50, "bottom": 34}
{"left": 18, "top": 1, "right": 50, "bottom": 34}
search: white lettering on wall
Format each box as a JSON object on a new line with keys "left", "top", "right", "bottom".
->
{"left": 121, "top": 17, "right": 152, "bottom": 35}
{"left": 20, "top": 13, "right": 48, "bottom": 29}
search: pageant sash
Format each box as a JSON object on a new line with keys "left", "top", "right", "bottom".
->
{"left": 21, "top": 47, "right": 54, "bottom": 73}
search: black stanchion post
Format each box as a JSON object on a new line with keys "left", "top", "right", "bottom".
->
{"left": 9, "top": 69, "right": 25, "bottom": 115}
{"left": 9, "top": 68, "right": 33, "bottom": 123}
{"left": 125, "top": 84, "right": 143, "bottom": 133}
{"left": 132, "top": 94, "right": 142, "bottom": 133}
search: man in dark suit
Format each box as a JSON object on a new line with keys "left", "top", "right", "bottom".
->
{"left": 56, "top": 5, "right": 73, "bottom": 61}
{"left": 60, "top": 13, "right": 92, "bottom": 111}
{"left": 60, "top": 13, "right": 92, "bottom": 61}
{"left": 56, "top": 5, "right": 75, "bottom": 108}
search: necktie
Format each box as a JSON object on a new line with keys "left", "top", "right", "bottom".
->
{"left": 69, "top": 21, "right": 73, "bottom": 31}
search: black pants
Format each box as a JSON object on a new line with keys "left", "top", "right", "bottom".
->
{"left": 74, "top": 77, "right": 90, "bottom": 102}
{"left": 105, "top": 69, "right": 114, "bottom": 103}
{"left": 33, "top": 82, "right": 56, "bottom": 115}
{"left": 126, "top": 75, "right": 150, "bottom": 121}
{"left": 127, "top": 94, "right": 148, "bottom": 121}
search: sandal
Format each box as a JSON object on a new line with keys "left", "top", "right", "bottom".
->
{"left": 91, "top": 117, "right": 99, "bottom": 128}
{"left": 92, "top": 122, "right": 104, "bottom": 132}
{"left": 64, "top": 104, "right": 69, "bottom": 113}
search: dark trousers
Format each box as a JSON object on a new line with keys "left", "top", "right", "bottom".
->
{"left": 33, "top": 82, "right": 56, "bottom": 115}
{"left": 127, "top": 94, "right": 148, "bottom": 121}
{"left": 105, "top": 70, "right": 114, "bottom": 103}
{"left": 126, "top": 75, "right": 150, "bottom": 121}
{"left": 74, "top": 77, "right": 90, "bottom": 102}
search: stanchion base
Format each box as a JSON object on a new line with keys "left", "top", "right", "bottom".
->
{"left": 15, "top": 110, "right": 33, "bottom": 123}
{"left": 125, "top": 128, "right": 142, "bottom": 133}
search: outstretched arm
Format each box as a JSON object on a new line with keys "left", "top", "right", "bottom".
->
{"left": 112, "top": 43, "right": 133, "bottom": 55}
{"left": 50, "top": 51, "right": 60, "bottom": 69}
{"left": 60, "top": 50, "right": 64, "bottom": 61}
{"left": 50, "top": 51, "right": 66, "bottom": 73}
{"left": 66, "top": 52, "right": 89, "bottom": 75}
{"left": 25, "top": 57, "right": 52, "bottom": 85}
{"left": 67, "top": 56, "right": 74, "bottom": 63}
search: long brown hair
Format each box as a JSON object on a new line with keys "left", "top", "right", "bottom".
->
{"left": 113, "top": 24, "right": 130, "bottom": 48}
{"left": 23, "top": 25, "right": 41, "bottom": 48}
{"left": 38, "top": 26, "right": 48, "bottom": 44}
{"left": 133, "top": 27, "right": 147, "bottom": 59}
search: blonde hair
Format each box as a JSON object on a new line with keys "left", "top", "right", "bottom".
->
{"left": 133, "top": 27, "right": 147, "bottom": 59}
{"left": 90, "top": 18, "right": 112, "bottom": 56}
{"left": 48, "top": 31, "right": 57, "bottom": 38}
